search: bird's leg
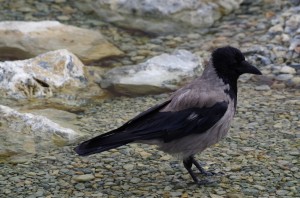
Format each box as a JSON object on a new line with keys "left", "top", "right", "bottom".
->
{"left": 183, "top": 157, "right": 199, "bottom": 183}
{"left": 191, "top": 156, "right": 221, "bottom": 176}
{"left": 183, "top": 157, "right": 210, "bottom": 185}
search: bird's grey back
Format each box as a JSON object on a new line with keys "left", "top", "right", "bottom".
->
{"left": 162, "top": 64, "right": 231, "bottom": 112}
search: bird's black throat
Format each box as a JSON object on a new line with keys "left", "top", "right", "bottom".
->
{"left": 219, "top": 74, "right": 238, "bottom": 108}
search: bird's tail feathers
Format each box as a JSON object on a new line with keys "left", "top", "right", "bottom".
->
{"left": 74, "top": 131, "right": 133, "bottom": 156}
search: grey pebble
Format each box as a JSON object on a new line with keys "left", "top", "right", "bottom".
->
{"left": 255, "top": 85, "right": 271, "bottom": 91}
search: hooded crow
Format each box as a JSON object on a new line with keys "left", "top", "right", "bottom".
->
{"left": 74, "top": 46, "right": 262, "bottom": 184}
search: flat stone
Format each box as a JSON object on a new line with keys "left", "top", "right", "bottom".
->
{"left": 100, "top": 49, "right": 203, "bottom": 95}
{"left": 0, "top": 21, "right": 123, "bottom": 63}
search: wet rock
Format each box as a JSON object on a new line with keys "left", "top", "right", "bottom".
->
{"left": 100, "top": 50, "right": 203, "bottom": 95}
{"left": 0, "top": 49, "right": 86, "bottom": 99}
{"left": 0, "top": 21, "right": 123, "bottom": 63}
{"left": 90, "top": 0, "right": 243, "bottom": 34}
{"left": 0, "top": 105, "right": 82, "bottom": 157}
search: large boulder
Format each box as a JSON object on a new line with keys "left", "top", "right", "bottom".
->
{"left": 0, "top": 105, "right": 82, "bottom": 158}
{"left": 0, "top": 49, "right": 86, "bottom": 99}
{"left": 100, "top": 50, "right": 203, "bottom": 95}
{"left": 0, "top": 21, "right": 123, "bottom": 63}
{"left": 90, "top": 0, "right": 244, "bottom": 34}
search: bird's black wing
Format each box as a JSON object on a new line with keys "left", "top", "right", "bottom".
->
{"left": 124, "top": 101, "right": 228, "bottom": 142}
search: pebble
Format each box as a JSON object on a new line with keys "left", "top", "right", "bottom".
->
{"left": 255, "top": 85, "right": 271, "bottom": 91}
{"left": 280, "top": 66, "right": 296, "bottom": 74}
{"left": 210, "top": 194, "right": 224, "bottom": 198}
{"left": 75, "top": 183, "right": 85, "bottom": 190}
{"left": 226, "top": 193, "right": 243, "bottom": 198}
{"left": 243, "top": 188, "right": 259, "bottom": 196}
{"left": 123, "top": 164, "right": 134, "bottom": 171}
{"left": 57, "top": 15, "right": 71, "bottom": 21}
{"left": 130, "top": 177, "right": 142, "bottom": 183}
{"left": 275, "top": 74, "right": 293, "bottom": 81}
{"left": 73, "top": 174, "right": 95, "bottom": 182}
{"left": 253, "top": 185, "right": 266, "bottom": 190}
{"left": 276, "top": 190, "right": 289, "bottom": 196}
{"left": 290, "top": 76, "right": 300, "bottom": 86}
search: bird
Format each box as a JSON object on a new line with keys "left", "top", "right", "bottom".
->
{"left": 74, "top": 46, "right": 262, "bottom": 184}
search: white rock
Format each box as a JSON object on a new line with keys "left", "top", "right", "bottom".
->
{"left": 0, "top": 49, "right": 86, "bottom": 99}
{"left": 0, "top": 105, "right": 82, "bottom": 156}
{"left": 0, "top": 21, "right": 123, "bottom": 62}
{"left": 100, "top": 50, "right": 203, "bottom": 95}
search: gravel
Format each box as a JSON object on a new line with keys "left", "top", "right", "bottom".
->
{"left": 1, "top": 85, "right": 299, "bottom": 197}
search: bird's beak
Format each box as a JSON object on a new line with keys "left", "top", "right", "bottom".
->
{"left": 240, "top": 61, "right": 262, "bottom": 75}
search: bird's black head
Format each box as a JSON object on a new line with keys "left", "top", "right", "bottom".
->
{"left": 212, "top": 46, "right": 262, "bottom": 81}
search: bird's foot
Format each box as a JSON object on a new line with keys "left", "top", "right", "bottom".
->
{"left": 190, "top": 157, "right": 224, "bottom": 176}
